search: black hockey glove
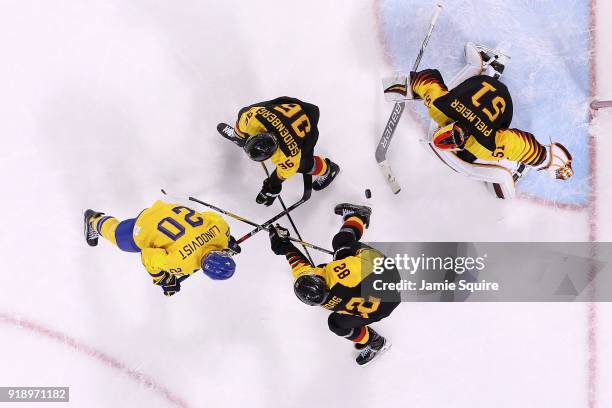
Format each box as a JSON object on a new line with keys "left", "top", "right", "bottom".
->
{"left": 157, "top": 272, "right": 181, "bottom": 297}
{"left": 228, "top": 235, "right": 242, "bottom": 254}
{"left": 256, "top": 178, "right": 282, "bottom": 206}
{"left": 269, "top": 224, "right": 292, "bottom": 255}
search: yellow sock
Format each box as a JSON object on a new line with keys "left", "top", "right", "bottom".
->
{"left": 92, "top": 215, "right": 119, "bottom": 246}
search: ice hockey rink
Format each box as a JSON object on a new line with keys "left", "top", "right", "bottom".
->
{"left": 0, "top": 0, "right": 611, "bottom": 407}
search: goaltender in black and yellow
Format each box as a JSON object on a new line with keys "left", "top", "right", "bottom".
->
{"left": 410, "top": 43, "right": 574, "bottom": 183}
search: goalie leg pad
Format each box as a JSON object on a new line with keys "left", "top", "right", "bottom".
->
{"left": 429, "top": 146, "right": 517, "bottom": 199}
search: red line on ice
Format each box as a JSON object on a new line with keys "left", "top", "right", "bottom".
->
{"left": 0, "top": 313, "right": 191, "bottom": 408}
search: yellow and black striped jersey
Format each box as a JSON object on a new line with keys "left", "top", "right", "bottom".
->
{"left": 411, "top": 69, "right": 547, "bottom": 166}
{"left": 287, "top": 246, "right": 400, "bottom": 319}
{"left": 234, "top": 97, "right": 320, "bottom": 181}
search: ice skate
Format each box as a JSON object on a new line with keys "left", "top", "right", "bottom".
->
{"left": 312, "top": 159, "right": 340, "bottom": 191}
{"left": 356, "top": 329, "right": 391, "bottom": 366}
{"left": 84, "top": 209, "right": 104, "bottom": 247}
{"left": 334, "top": 203, "right": 372, "bottom": 228}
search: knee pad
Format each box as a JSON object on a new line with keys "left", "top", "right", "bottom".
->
{"left": 332, "top": 231, "right": 355, "bottom": 251}
{"left": 327, "top": 314, "right": 351, "bottom": 337}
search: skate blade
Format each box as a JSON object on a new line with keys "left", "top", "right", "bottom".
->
{"left": 359, "top": 340, "right": 392, "bottom": 368}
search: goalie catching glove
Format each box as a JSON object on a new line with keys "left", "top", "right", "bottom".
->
{"left": 535, "top": 142, "right": 574, "bottom": 180}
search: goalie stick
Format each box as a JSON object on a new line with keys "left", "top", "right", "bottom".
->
{"left": 375, "top": 4, "right": 443, "bottom": 194}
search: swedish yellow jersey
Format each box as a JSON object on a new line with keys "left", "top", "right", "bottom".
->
{"left": 133, "top": 200, "right": 230, "bottom": 279}
{"left": 234, "top": 97, "right": 319, "bottom": 181}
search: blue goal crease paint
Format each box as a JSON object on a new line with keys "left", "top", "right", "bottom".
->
{"left": 378, "top": 0, "right": 591, "bottom": 206}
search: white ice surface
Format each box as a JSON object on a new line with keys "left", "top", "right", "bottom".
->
{"left": 0, "top": 1, "right": 610, "bottom": 407}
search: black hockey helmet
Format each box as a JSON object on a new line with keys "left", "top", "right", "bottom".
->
{"left": 243, "top": 132, "right": 278, "bottom": 161}
{"left": 294, "top": 274, "right": 329, "bottom": 306}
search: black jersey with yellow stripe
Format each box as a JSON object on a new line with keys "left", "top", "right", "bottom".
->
{"left": 234, "top": 97, "right": 320, "bottom": 181}
{"left": 411, "top": 69, "right": 547, "bottom": 166}
{"left": 287, "top": 243, "right": 401, "bottom": 319}
{"left": 433, "top": 75, "right": 513, "bottom": 150}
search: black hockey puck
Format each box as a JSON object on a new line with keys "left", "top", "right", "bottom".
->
{"left": 365, "top": 189, "right": 372, "bottom": 199}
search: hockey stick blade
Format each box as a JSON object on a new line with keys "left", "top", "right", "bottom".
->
{"left": 377, "top": 160, "right": 401, "bottom": 194}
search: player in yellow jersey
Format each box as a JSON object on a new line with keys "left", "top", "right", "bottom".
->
{"left": 217, "top": 96, "right": 340, "bottom": 206}
{"left": 268, "top": 203, "right": 401, "bottom": 366}
{"left": 83, "top": 200, "right": 239, "bottom": 296}
{"left": 406, "top": 43, "right": 573, "bottom": 198}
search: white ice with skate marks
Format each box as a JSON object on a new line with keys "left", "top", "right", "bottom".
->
{"left": 0, "top": 1, "right": 610, "bottom": 408}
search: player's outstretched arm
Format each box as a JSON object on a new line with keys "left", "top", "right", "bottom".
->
{"left": 495, "top": 129, "right": 547, "bottom": 166}
{"left": 495, "top": 129, "right": 574, "bottom": 180}
{"left": 269, "top": 225, "right": 314, "bottom": 277}
{"left": 410, "top": 69, "right": 452, "bottom": 126}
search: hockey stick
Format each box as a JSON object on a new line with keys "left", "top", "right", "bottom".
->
{"left": 214, "top": 123, "right": 314, "bottom": 241}
{"left": 375, "top": 4, "right": 443, "bottom": 194}
{"left": 237, "top": 174, "right": 312, "bottom": 244}
{"left": 160, "top": 186, "right": 331, "bottom": 254}
{"left": 591, "top": 100, "right": 612, "bottom": 110}
{"left": 260, "top": 162, "right": 315, "bottom": 264}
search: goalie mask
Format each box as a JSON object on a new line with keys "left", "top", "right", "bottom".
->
{"left": 243, "top": 132, "right": 278, "bottom": 161}
{"left": 432, "top": 122, "right": 467, "bottom": 151}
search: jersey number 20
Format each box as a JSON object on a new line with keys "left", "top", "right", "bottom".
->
{"left": 157, "top": 206, "right": 203, "bottom": 241}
